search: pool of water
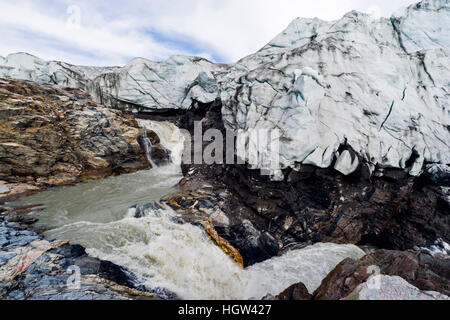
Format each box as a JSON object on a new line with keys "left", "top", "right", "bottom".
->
{"left": 9, "top": 165, "right": 182, "bottom": 230}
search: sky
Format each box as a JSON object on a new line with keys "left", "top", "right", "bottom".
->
{"left": 0, "top": 0, "right": 419, "bottom": 66}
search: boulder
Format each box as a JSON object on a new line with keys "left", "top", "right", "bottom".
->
{"left": 217, "top": 220, "right": 280, "bottom": 267}
{"left": 314, "top": 249, "right": 450, "bottom": 300}
{"left": 274, "top": 282, "right": 313, "bottom": 300}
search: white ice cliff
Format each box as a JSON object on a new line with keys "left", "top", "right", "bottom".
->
{"left": 220, "top": 0, "right": 450, "bottom": 178}
{"left": 0, "top": 0, "right": 449, "bottom": 178}
{"left": 0, "top": 53, "right": 224, "bottom": 111}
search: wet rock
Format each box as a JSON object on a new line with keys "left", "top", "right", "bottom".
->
{"left": 145, "top": 130, "right": 161, "bottom": 145}
{"left": 130, "top": 202, "right": 168, "bottom": 219}
{"left": 137, "top": 133, "right": 171, "bottom": 166}
{"left": 314, "top": 249, "right": 450, "bottom": 300}
{"left": 150, "top": 145, "right": 171, "bottom": 166}
{"left": 0, "top": 215, "right": 163, "bottom": 300}
{"left": 217, "top": 220, "right": 280, "bottom": 267}
{"left": 201, "top": 221, "right": 244, "bottom": 268}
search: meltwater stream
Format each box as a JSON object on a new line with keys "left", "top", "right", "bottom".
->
{"left": 8, "top": 120, "right": 366, "bottom": 300}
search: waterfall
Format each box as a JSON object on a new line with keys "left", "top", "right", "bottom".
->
{"left": 141, "top": 129, "right": 157, "bottom": 168}
{"left": 43, "top": 206, "right": 365, "bottom": 300}
{"left": 13, "top": 119, "right": 366, "bottom": 300}
{"left": 137, "top": 119, "right": 185, "bottom": 166}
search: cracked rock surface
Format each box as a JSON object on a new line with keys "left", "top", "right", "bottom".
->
{"left": 0, "top": 78, "right": 149, "bottom": 200}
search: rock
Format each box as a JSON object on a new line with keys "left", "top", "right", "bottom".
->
{"left": 0, "top": 253, "right": 16, "bottom": 267}
{"left": 137, "top": 133, "right": 171, "bottom": 166}
{"left": 0, "top": 78, "right": 149, "bottom": 191}
{"left": 425, "top": 164, "right": 450, "bottom": 186}
{"left": 314, "top": 249, "right": 450, "bottom": 300}
{"left": 274, "top": 282, "right": 313, "bottom": 300}
{"left": 0, "top": 215, "right": 163, "bottom": 300}
{"left": 200, "top": 221, "right": 244, "bottom": 269}
{"left": 217, "top": 220, "right": 280, "bottom": 267}
{"left": 0, "top": 185, "right": 9, "bottom": 194}
{"left": 150, "top": 145, "right": 171, "bottom": 166}
{"left": 145, "top": 130, "right": 161, "bottom": 145}
{"left": 344, "top": 275, "right": 449, "bottom": 300}
{"left": 217, "top": 158, "right": 450, "bottom": 252}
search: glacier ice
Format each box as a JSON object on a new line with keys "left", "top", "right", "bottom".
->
{"left": 219, "top": 0, "right": 450, "bottom": 178}
{"left": 0, "top": 0, "right": 448, "bottom": 179}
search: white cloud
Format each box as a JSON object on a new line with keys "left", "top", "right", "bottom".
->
{"left": 0, "top": 0, "right": 419, "bottom": 66}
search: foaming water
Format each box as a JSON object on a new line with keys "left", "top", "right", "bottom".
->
{"left": 245, "top": 243, "right": 365, "bottom": 297}
{"left": 9, "top": 169, "right": 365, "bottom": 299}
{"left": 138, "top": 119, "right": 185, "bottom": 165}
{"left": 9, "top": 165, "right": 182, "bottom": 229}
{"left": 39, "top": 207, "right": 365, "bottom": 300}
{"left": 8, "top": 119, "right": 365, "bottom": 300}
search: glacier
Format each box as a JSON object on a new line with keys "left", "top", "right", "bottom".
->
{"left": 0, "top": 0, "right": 448, "bottom": 179}
{"left": 0, "top": 53, "right": 224, "bottom": 112}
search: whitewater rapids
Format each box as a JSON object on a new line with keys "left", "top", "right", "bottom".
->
{"left": 44, "top": 208, "right": 365, "bottom": 300}
{"left": 10, "top": 119, "right": 365, "bottom": 299}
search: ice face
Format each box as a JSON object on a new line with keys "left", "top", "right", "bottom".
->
{"left": 1, "top": 0, "right": 449, "bottom": 179}
{"left": 219, "top": 0, "right": 450, "bottom": 178}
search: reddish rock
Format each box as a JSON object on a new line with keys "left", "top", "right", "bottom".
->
{"left": 275, "top": 282, "right": 313, "bottom": 300}
{"left": 313, "top": 249, "right": 450, "bottom": 300}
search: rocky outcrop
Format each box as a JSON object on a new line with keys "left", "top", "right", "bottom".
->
{"left": 221, "top": 163, "right": 450, "bottom": 251}
{"left": 0, "top": 78, "right": 149, "bottom": 200}
{"left": 270, "top": 282, "right": 313, "bottom": 300}
{"left": 313, "top": 249, "right": 450, "bottom": 300}
{"left": 0, "top": 211, "right": 163, "bottom": 300}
